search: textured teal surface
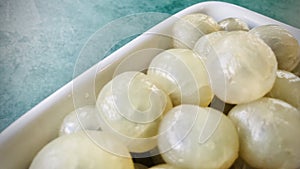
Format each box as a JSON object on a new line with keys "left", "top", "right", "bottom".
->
{"left": 0, "top": 0, "right": 300, "bottom": 132}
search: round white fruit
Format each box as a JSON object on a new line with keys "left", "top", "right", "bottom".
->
{"left": 158, "top": 105, "right": 239, "bottom": 169}
{"left": 29, "top": 131, "right": 134, "bottom": 169}
{"left": 59, "top": 105, "right": 102, "bottom": 136}
{"left": 147, "top": 49, "right": 213, "bottom": 106}
{"left": 205, "top": 31, "right": 277, "bottom": 104}
{"left": 218, "top": 17, "right": 249, "bottom": 31}
{"left": 193, "top": 31, "right": 227, "bottom": 62}
{"left": 250, "top": 25, "right": 300, "bottom": 71}
{"left": 96, "top": 71, "right": 172, "bottom": 153}
{"left": 267, "top": 70, "right": 300, "bottom": 109}
{"left": 172, "top": 13, "right": 220, "bottom": 49}
{"left": 228, "top": 97, "right": 300, "bottom": 169}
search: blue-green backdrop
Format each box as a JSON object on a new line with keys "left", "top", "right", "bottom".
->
{"left": 0, "top": 0, "right": 300, "bottom": 132}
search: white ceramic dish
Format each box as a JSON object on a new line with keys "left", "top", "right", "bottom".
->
{"left": 1, "top": 1, "right": 300, "bottom": 169}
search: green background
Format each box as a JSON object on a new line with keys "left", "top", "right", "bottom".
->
{"left": 0, "top": 0, "right": 299, "bottom": 132}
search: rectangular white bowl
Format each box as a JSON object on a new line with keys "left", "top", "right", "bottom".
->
{"left": 1, "top": 1, "right": 300, "bottom": 169}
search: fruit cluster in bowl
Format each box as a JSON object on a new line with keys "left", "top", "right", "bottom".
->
{"left": 29, "top": 12, "right": 300, "bottom": 169}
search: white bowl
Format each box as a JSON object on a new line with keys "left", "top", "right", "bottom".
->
{"left": 1, "top": 1, "right": 299, "bottom": 169}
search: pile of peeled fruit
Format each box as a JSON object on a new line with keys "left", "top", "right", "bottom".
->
{"left": 29, "top": 12, "right": 300, "bottom": 169}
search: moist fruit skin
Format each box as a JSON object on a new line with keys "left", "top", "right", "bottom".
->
{"left": 29, "top": 131, "right": 135, "bottom": 169}
{"left": 218, "top": 17, "right": 249, "bottom": 31}
{"left": 172, "top": 13, "right": 220, "bottom": 49}
{"left": 267, "top": 70, "right": 300, "bottom": 109}
{"left": 158, "top": 105, "right": 239, "bottom": 169}
{"left": 228, "top": 97, "right": 300, "bottom": 169}
{"left": 250, "top": 25, "right": 300, "bottom": 71}
{"left": 147, "top": 48, "right": 213, "bottom": 107}
{"left": 204, "top": 31, "right": 277, "bottom": 104}
{"left": 96, "top": 71, "right": 172, "bottom": 153}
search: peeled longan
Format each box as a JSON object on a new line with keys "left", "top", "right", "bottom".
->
{"left": 218, "top": 17, "right": 249, "bottom": 31}
{"left": 250, "top": 25, "right": 300, "bottom": 71}
{"left": 193, "top": 31, "right": 227, "bottom": 62}
{"left": 228, "top": 97, "right": 300, "bottom": 169}
{"left": 158, "top": 105, "right": 239, "bottom": 169}
{"left": 29, "top": 131, "right": 134, "bottom": 169}
{"left": 96, "top": 71, "right": 172, "bottom": 153}
{"left": 172, "top": 13, "right": 220, "bottom": 49}
{"left": 147, "top": 49, "right": 213, "bottom": 107}
{"left": 267, "top": 70, "right": 300, "bottom": 109}
{"left": 59, "top": 105, "right": 102, "bottom": 136}
{"left": 205, "top": 31, "right": 277, "bottom": 104}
